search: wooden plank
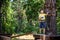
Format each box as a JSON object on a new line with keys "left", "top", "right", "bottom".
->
{"left": 33, "top": 34, "right": 60, "bottom": 40}
{"left": 33, "top": 34, "right": 50, "bottom": 40}
{"left": 0, "top": 36, "right": 11, "bottom": 40}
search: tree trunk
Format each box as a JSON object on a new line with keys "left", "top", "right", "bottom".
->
{"left": 44, "top": 0, "right": 56, "bottom": 35}
{"left": 0, "top": 0, "right": 3, "bottom": 34}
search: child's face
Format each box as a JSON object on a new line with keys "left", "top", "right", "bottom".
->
{"left": 40, "top": 10, "right": 44, "bottom": 13}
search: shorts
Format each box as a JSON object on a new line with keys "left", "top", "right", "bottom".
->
{"left": 39, "top": 22, "right": 46, "bottom": 28}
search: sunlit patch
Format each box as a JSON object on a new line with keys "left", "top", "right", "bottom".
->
{"left": 10, "top": 0, "right": 13, "bottom": 2}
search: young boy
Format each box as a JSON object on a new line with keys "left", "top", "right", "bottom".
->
{"left": 39, "top": 10, "right": 48, "bottom": 34}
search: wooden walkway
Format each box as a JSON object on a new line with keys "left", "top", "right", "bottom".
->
{"left": 0, "top": 34, "right": 60, "bottom": 40}
{"left": 33, "top": 34, "right": 60, "bottom": 40}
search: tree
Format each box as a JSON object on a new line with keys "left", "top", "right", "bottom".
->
{"left": 56, "top": 0, "right": 60, "bottom": 34}
{"left": 44, "top": 0, "right": 56, "bottom": 35}
{"left": 0, "top": 0, "right": 16, "bottom": 35}
{"left": 12, "top": 0, "right": 45, "bottom": 34}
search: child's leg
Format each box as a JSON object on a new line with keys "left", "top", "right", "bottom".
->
{"left": 43, "top": 22, "right": 46, "bottom": 34}
{"left": 39, "top": 22, "right": 43, "bottom": 34}
{"left": 43, "top": 35, "right": 46, "bottom": 40}
{"left": 43, "top": 28, "right": 45, "bottom": 34}
{"left": 40, "top": 28, "right": 42, "bottom": 34}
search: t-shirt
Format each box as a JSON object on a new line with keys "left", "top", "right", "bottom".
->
{"left": 39, "top": 13, "right": 46, "bottom": 21}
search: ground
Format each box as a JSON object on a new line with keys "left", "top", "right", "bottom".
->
{"left": 12, "top": 34, "right": 35, "bottom": 40}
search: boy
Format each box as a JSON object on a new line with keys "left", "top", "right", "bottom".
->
{"left": 39, "top": 10, "right": 48, "bottom": 34}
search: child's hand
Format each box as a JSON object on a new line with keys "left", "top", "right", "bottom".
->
{"left": 52, "top": 14, "right": 56, "bottom": 16}
{"left": 46, "top": 12, "right": 49, "bottom": 15}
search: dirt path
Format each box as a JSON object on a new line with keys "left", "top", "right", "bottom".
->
{"left": 12, "top": 34, "right": 35, "bottom": 40}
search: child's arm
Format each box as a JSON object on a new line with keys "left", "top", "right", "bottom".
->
{"left": 45, "top": 13, "right": 48, "bottom": 16}
{"left": 38, "top": 12, "right": 41, "bottom": 21}
{"left": 45, "top": 12, "right": 49, "bottom": 16}
{"left": 46, "top": 12, "right": 49, "bottom": 15}
{"left": 38, "top": 14, "right": 41, "bottom": 21}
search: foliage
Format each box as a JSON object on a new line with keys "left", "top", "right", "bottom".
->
{"left": 56, "top": 0, "right": 60, "bottom": 34}
{"left": 10, "top": 0, "right": 45, "bottom": 34}
{"left": 1, "top": 0, "right": 16, "bottom": 34}
{"left": 1, "top": 0, "right": 60, "bottom": 35}
{"left": 23, "top": 0, "right": 45, "bottom": 20}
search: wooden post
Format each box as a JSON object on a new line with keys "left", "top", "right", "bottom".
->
{"left": 44, "top": 0, "right": 56, "bottom": 35}
{"left": 0, "top": 36, "right": 11, "bottom": 40}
